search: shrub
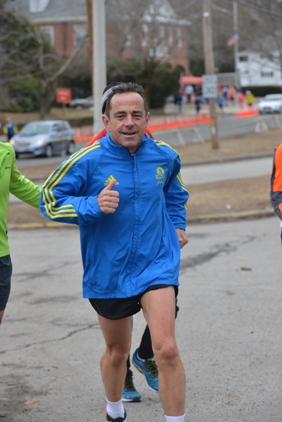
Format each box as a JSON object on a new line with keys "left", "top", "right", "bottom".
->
{"left": 9, "top": 76, "right": 40, "bottom": 112}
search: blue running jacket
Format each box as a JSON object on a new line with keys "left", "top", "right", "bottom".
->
{"left": 40, "top": 133, "right": 189, "bottom": 299}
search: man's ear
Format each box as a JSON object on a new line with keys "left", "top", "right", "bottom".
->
{"left": 145, "top": 111, "right": 150, "bottom": 126}
{"left": 102, "top": 114, "right": 110, "bottom": 131}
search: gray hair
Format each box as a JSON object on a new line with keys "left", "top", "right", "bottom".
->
{"left": 104, "top": 82, "right": 148, "bottom": 117}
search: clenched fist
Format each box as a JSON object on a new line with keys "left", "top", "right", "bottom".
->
{"left": 97, "top": 179, "right": 119, "bottom": 214}
{"left": 176, "top": 228, "right": 189, "bottom": 249}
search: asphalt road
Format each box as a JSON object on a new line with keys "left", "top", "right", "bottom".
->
{"left": 8, "top": 155, "right": 273, "bottom": 208}
{"left": 9, "top": 155, "right": 273, "bottom": 206}
{"left": 181, "top": 156, "right": 273, "bottom": 185}
{"left": 13, "top": 113, "right": 281, "bottom": 170}
{"left": 1, "top": 217, "right": 281, "bottom": 421}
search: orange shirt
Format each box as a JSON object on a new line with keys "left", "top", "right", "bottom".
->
{"left": 270, "top": 142, "right": 282, "bottom": 221}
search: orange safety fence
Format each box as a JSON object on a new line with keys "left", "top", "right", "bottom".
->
{"left": 74, "top": 126, "right": 93, "bottom": 143}
{"left": 74, "top": 114, "right": 210, "bottom": 143}
{"left": 236, "top": 109, "right": 258, "bottom": 118}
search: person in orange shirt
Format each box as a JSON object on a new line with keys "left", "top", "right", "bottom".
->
{"left": 270, "top": 142, "right": 282, "bottom": 242}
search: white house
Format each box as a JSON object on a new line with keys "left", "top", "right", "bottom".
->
{"left": 236, "top": 50, "right": 282, "bottom": 87}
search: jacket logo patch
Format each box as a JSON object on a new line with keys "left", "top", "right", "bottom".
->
{"left": 156, "top": 166, "right": 165, "bottom": 185}
{"left": 104, "top": 175, "right": 119, "bottom": 186}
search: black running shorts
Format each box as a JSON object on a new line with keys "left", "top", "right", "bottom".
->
{"left": 0, "top": 255, "right": 12, "bottom": 310}
{"left": 89, "top": 284, "right": 178, "bottom": 320}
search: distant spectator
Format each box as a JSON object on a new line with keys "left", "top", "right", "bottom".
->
{"left": 222, "top": 86, "right": 229, "bottom": 106}
{"left": 194, "top": 93, "right": 202, "bottom": 118}
{"left": 174, "top": 89, "right": 184, "bottom": 113}
{"left": 228, "top": 85, "right": 236, "bottom": 104}
{"left": 216, "top": 92, "right": 225, "bottom": 116}
{"left": 185, "top": 84, "right": 194, "bottom": 103}
{"left": 3, "top": 116, "right": 18, "bottom": 142}
{"left": 194, "top": 85, "right": 202, "bottom": 98}
{"left": 245, "top": 90, "right": 255, "bottom": 108}
{"left": 237, "top": 91, "right": 245, "bottom": 109}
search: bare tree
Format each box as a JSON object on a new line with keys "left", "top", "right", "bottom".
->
{"left": 0, "top": 7, "right": 87, "bottom": 117}
{"left": 233, "top": 0, "right": 282, "bottom": 72}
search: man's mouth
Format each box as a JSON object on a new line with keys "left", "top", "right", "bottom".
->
{"left": 122, "top": 131, "right": 137, "bottom": 136}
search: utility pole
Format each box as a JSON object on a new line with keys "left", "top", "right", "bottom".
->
{"left": 85, "top": 0, "right": 93, "bottom": 91}
{"left": 93, "top": 0, "right": 106, "bottom": 134}
{"left": 233, "top": 0, "right": 239, "bottom": 86}
{"left": 202, "top": 0, "right": 219, "bottom": 149}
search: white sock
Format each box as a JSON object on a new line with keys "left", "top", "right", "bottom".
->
{"left": 165, "top": 415, "right": 186, "bottom": 422}
{"left": 106, "top": 398, "right": 124, "bottom": 419}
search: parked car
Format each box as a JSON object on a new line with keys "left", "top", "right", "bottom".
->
{"left": 68, "top": 96, "right": 93, "bottom": 109}
{"left": 258, "top": 94, "right": 282, "bottom": 114}
{"left": 9, "top": 120, "right": 76, "bottom": 158}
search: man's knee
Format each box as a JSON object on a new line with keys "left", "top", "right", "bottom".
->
{"left": 154, "top": 341, "right": 179, "bottom": 367}
{"left": 105, "top": 347, "right": 129, "bottom": 367}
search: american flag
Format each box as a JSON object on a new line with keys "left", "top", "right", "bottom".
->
{"left": 227, "top": 31, "right": 239, "bottom": 47}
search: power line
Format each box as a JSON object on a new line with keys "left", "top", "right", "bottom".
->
{"left": 211, "top": 4, "right": 232, "bottom": 15}
{"left": 224, "top": 0, "right": 282, "bottom": 19}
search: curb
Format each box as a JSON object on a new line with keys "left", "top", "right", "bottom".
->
{"left": 187, "top": 208, "right": 275, "bottom": 223}
{"left": 8, "top": 209, "right": 276, "bottom": 231}
{"left": 25, "top": 152, "right": 274, "bottom": 184}
{"left": 181, "top": 152, "right": 274, "bottom": 167}
{"left": 8, "top": 221, "right": 77, "bottom": 230}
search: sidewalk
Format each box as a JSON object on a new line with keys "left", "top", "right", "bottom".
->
{"left": 164, "top": 100, "right": 244, "bottom": 116}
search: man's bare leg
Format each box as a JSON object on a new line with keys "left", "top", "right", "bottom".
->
{"left": 141, "top": 287, "right": 186, "bottom": 416}
{"left": 97, "top": 314, "right": 132, "bottom": 402}
{"left": 0, "top": 309, "right": 4, "bottom": 324}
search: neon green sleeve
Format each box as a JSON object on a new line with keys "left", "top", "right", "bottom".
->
{"left": 9, "top": 151, "right": 41, "bottom": 208}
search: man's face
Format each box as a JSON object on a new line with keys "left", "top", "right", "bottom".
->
{"left": 102, "top": 92, "right": 149, "bottom": 154}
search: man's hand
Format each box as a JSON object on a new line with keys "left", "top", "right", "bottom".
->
{"left": 176, "top": 228, "right": 189, "bottom": 249}
{"left": 97, "top": 180, "right": 119, "bottom": 214}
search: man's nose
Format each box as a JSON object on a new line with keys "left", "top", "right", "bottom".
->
{"left": 124, "top": 115, "right": 134, "bottom": 125}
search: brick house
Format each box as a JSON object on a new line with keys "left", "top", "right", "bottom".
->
{"left": 14, "top": 0, "right": 189, "bottom": 74}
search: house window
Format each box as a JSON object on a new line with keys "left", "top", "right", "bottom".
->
{"left": 239, "top": 55, "right": 248, "bottom": 62}
{"left": 40, "top": 25, "right": 54, "bottom": 46}
{"left": 176, "top": 28, "right": 182, "bottom": 48}
{"left": 73, "top": 24, "right": 87, "bottom": 47}
{"left": 261, "top": 53, "right": 273, "bottom": 61}
{"left": 159, "top": 26, "right": 165, "bottom": 43}
{"left": 261, "top": 71, "right": 274, "bottom": 77}
{"left": 125, "top": 33, "right": 131, "bottom": 47}
{"left": 168, "top": 27, "right": 173, "bottom": 46}
{"left": 142, "top": 24, "right": 149, "bottom": 47}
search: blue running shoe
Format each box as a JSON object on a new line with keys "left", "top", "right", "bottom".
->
{"left": 105, "top": 408, "right": 127, "bottom": 422}
{"left": 132, "top": 349, "right": 158, "bottom": 392}
{"left": 122, "top": 371, "right": 142, "bottom": 402}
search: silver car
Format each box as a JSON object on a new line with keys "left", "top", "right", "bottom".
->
{"left": 10, "top": 120, "right": 76, "bottom": 158}
{"left": 68, "top": 96, "right": 93, "bottom": 109}
{"left": 258, "top": 94, "right": 282, "bottom": 114}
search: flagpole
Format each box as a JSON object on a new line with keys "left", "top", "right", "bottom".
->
{"left": 233, "top": 1, "right": 239, "bottom": 86}
{"left": 203, "top": 0, "right": 219, "bottom": 150}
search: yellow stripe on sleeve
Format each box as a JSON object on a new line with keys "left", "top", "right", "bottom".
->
{"left": 42, "top": 143, "right": 101, "bottom": 219}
